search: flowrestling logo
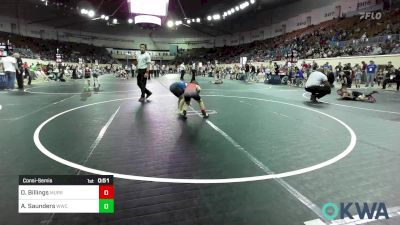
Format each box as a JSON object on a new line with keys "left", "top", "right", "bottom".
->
{"left": 322, "top": 202, "right": 389, "bottom": 221}
{"left": 359, "top": 12, "right": 382, "bottom": 20}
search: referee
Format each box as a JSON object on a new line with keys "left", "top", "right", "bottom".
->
{"left": 136, "top": 44, "right": 152, "bottom": 102}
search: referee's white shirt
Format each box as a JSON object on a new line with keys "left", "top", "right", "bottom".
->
{"left": 305, "top": 71, "right": 328, "bottom": 88}
{"left": 136, "top": 52, "right": 151, "bottom": 69}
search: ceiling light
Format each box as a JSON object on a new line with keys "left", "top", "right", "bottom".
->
{"left": 80, "top": 9, "right": 87, "bottom": 14}
{"left": 191, "top": 19, "right": 195, "bottom": 22}
{"left": 235, "top": 6, "right": 240, "bottom": 11}
{"left": 186, "top": 19, "right": 191, "bottom": 24}
{"left": 167, "top": 20, "right": 174, "bottom": 27}
{"left": 101, "top": 15, "right": 105, "bottom": 19}
{"left": 113, "top": 18, "right": 118, "bottom": 24}
{"left": 105, "top": 16, "right": 109, "bottom": 20}
{"left": 250, "top": 0, "right": 255, "bottom": 4}
{"left": 88, "top": 10, "right": 95, "bottom": 18}
{"left": 240, "top": 2, "right": 250, "bottom": 9}
{"left": 212, "top": 14, "right": 220, "bottom": 20}
{"left": 128, "top": 18, "right": 133, "bottom": 23}
{"left": 134, "top": 15, "right": 162, "bottom": 26}
{"left": 207, "top": 16, "right": 212, "bottom": 21}
{"left": 196, "top": 18, "right": 201, "bottom": 23}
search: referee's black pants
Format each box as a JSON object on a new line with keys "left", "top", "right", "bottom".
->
{"left": 137, "top": 69, "right": 151, "bottom": 98}
{"left": 305, "top": 85, "right": 331, "bottom": 99}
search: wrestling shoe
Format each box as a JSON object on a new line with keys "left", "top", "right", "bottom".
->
{"left": 310, "top": 95, "right": 318, "bottom": 103}
{"left": 180, "top": 110, "right": 187, "bottom": 119}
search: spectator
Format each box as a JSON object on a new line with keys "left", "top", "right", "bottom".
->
{"left": 312, "top": 61, "right": 318, "bottom": 71}
{"left": 391, "top": 44, "right": 400, "bottom": 54}
{"left": 23, "top": 62, "right": 32, "bottom": 85}
{"left": 179, "top": 62, "right": 186, "bottom": 80}
{"left": 335, "top": 62, "right": 343, "bottom": 82}
{"left": 382, "top": 62, "right": 399, "bottom": 91}
{"left": 0, "top": 53, "right": 20, "bottom": 90}
{"left": 0, "top": 57, "right": 6, "bottom": 90}
{"left": 372, "top": 45, "right": 383, "bottom": 55}
{"left": 366, "top": 60, "right": 377, "bottom": 87}
{"left": 343, "top": 63, "right": 353, "bottom": 88}
{"left": 354, "top": 64, "right": 362, "bottom": 88}
{"left": 361, "top": 61, "right": 367, "bottom": 83}
{"left": 15, "top": 53, "right": 24, "bottom": 89}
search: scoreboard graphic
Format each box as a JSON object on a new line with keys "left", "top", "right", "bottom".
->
{"left": 18, "top": 175, "right": 114, "bottom": 213}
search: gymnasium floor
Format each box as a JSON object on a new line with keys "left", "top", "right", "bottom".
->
{"left": 0, "top": 74, "right": 399, "bottom": 225}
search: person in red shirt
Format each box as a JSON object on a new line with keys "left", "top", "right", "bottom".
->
{"left": 23, "top": 62, "right": 32, "bottom": 85}
{"left": 301, "top": 61, "right": 309, "bottom": 73}
{"left": 84, "top": 64, "right": 92, "bottom": 91}
{"left": 181, "top": 80, "right": 209, "bottom": 119}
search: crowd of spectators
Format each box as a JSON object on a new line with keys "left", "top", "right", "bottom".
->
{"left": 176, "top": 8, "right": 400, "bottom": 64}
{"left": 0, "top": 32, "right": 112, "bottom": 64}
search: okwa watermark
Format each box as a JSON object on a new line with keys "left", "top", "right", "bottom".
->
{"left": 322, "top": 202, "right": 389, "bottom": 221}
{"left": 359, "top": 12, "right": 382, "bottom": 20}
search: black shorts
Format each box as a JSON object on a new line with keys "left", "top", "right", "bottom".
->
{"left": 352, "top": 91, "right": 363, "bottom": 99}
{"left": 84, "top": 74, "right": 91, "bottom": 79}
{"left": 92, "top": 73, "right": 99, "bottom": 78}
{"left": 184, "top": 94, "right": 201, "bottom": 102}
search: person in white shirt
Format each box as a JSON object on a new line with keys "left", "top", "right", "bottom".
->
{"left": 92, "top": 65, "right": 100, "bottom": 89}
{"left": 148, "top": 63, "right": 154, "bottom": 80}
{"left": 161, "top": 65, "right": 166, "bottom": 76}
{"left": 179, "top": 63, "right": 186, "bottom": 80}
{"left": 305, "top": 69, "right": 332, "bottom": 103}
{"left": 135, "top": 44, "right": 152, "bottom": 102}
{"left": 0, "top": 58, "right": 5, "bottom": 90}
{"left": 190, "top": 61, "right": 197, "bottom": 82}
{"left": 0, "top": 53, "right": 20, "bottom": 90}
{"left": 154, "top": 64, "right": 159, "bottom": 78}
